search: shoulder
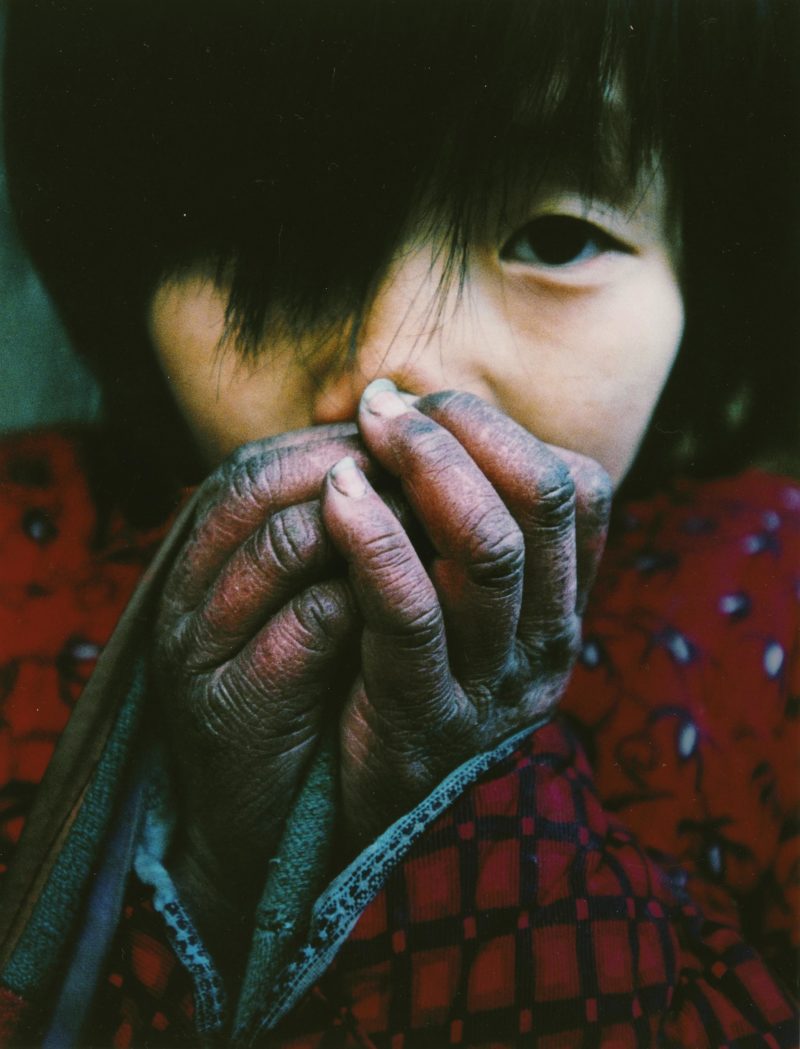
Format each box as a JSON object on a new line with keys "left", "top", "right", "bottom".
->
{"left": 609, "top": 468, "right": 800, "bottom": 555}
{"left": 593, "top": 469, "right": 800, "bottom": 626}
{"left": 574, "top": 468, "right": 800, "bottom": 782}
{"left": 566, "top": 472, "right": 799, "bottom": 897}
{"left": 574, "top": 468, "right": 800, "bottom": 778}
{"left": 0, "top": 427, "right": 168, "bottom": 660}
{"left": 584, "top": 469, "right": 800, "bottom": 687}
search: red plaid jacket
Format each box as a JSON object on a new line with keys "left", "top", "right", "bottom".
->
{"left": 1, "top": 430, "right": 798, "bottom": 1046}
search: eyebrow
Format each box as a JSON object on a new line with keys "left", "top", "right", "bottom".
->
{"left": 499, "top": 87, "right": 665, "bottom": 226}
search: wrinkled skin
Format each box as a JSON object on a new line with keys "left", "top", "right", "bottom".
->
{"left": 154, "top": 387, "right": 611, "bottom": 960}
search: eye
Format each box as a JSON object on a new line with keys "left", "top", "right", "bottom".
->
{"left": 500, "top": 214, "right": 629, "bottom": 268}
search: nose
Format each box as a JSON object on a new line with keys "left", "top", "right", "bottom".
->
{"left": 309, "top": 242, "right": 465, "bottom": 423}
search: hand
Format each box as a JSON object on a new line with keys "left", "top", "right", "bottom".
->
{"left": 321, "top": 384, "right": 612, "bottom": 848}
{"left": 153, "top": 424, "right": 376, "bottom": 921}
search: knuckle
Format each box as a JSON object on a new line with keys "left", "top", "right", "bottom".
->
{"left": 533, "top": 462, "right": 576, "bottom": 526}
{"left": 225, "top": 448, "right": 292, "bottom": 516}
{"left": 397, "top": 415, "right": 453, "bottom": 464}
{"left": 358, "top": 526, "right": 414, "bottom": 571}
{"left": 467, "top": 507, "right": 525, "bottom": 581}
{"left": 186, "top": 682, "right": 228, "bottom": 742}
{"left": 581, "top": 463, "right": 613, "bottom": 522}
{"left": 420, "top": 388, "right": 478, "bottom": 416}
{"left": 370, "top": 598, "right": 443, "bottom": 652}
{"left": 159, "top": 612, "right": 216, "bottom": 675}
{"left": 398, "top": 601, "right": 443, "bottom": 644}
{"left": 198, "top": 450, "right": 263, "bottom": 517}
{"left": 257, "top": 504, "right": 315, "bottom": 576}
{"left": 227, "top": 438, "right": 274, "bottom": 469}
{"left": 292, "top": 585, "right": 353, "bottom": 650}
{"left": 228, "top": 455, "right": 269, "bottom": 509}
{"left": 353, "top": 531, "right": 443, "bottom": 642}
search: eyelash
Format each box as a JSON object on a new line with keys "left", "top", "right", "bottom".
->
{"left": 500, "top": 214, "right": 631, "bottom": 269}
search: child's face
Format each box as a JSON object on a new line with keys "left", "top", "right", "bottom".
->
{"left": 149, "top": 172, "right": 683, "bottom": 485}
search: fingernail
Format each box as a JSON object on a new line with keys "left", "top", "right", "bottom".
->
{"left": 361, "top": 377, "right": 408, "bottom": 418}
{"left": 329, "top": 456, "right": 368, "bottom": 498}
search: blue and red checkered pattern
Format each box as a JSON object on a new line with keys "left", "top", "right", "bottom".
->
{"left": 90, "top": 717, "right": 798, "bottom": 1046}
{"left": 263, "top": 721, "right": 797, "bottom": 1047}
{"left": 86, "top": 893, "right": 197, "bottom": 1048}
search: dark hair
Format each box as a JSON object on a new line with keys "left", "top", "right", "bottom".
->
{"left": 3, "top": 0, "right": 798, "bottom": 512}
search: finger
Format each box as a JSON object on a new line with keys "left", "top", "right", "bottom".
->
{"left": 222, "top": 421, "right": 358, "bottom": 470}
{"left": 179, "top": 488, "right": 417, "bottom": 666}
{"left": 412, "top": 392, "right": 611, "bottom": 614}
{"left": 355, "top": 383, "right": 524, "bottom": 691}
{"left": 164, "top": 428, "right": 380, "bottom": 615}
{"left": 178, "top": 500, "right": 335, "bottom": 666}
{"left": 541, "top": 444, "right": 612, "bottom": 614}
{"left": 398, "top": 391, "right": 611, "bottom": 615}
{"left": 194, "top": 423, "right": 360, "bottom": 521}
{"left": 214, "top": 577, "right": 359, "bottom": 753}
{"left": 189, "top": 577, "right": 359, "bottom": 849}
{"left": 409, "top": 390, "right": 592, "bottom": 660}
{"left": 321, "top": 457, "right": 467, "bottom": 729}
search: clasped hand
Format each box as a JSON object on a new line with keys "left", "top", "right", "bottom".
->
{"left": 154, "top": 386, "right": 611, "bottom": 920}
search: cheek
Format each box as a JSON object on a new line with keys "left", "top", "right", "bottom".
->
{"left": 565, "top": 281, "right": 684, "bottom": 481}
{"left": 492, "top": 273, "right": 684, "bottom": 484}
{"left": 149, "top": 280, "right": 316, "bottom": 463}
{"left": 149, "top": 285, "right": 229, "bottom": 453}
{"left": 186, "top": 365, "right": 313, "bottom": 463}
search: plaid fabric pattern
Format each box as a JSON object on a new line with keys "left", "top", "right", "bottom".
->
{"left": 85, "top": 892, "right": 197, "bottom": 1049}
{"left": 89, "top": 722, "right": 798, "bottom": 1047}
{"left": 268, "top": 721, "right": 798, "bottom": 1048}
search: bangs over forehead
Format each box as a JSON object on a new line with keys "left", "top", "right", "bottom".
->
{"left": 5, "top": 0, "right": 771, "bottom": 357}
{"left": 170, "top": 0, "right": 678, "bottom": 354}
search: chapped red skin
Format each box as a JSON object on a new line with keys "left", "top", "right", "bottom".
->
{"left": 154, "top": 392, "right": 611, "bottom": 945}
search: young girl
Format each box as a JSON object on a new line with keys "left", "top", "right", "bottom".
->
{"left": 0, "top": 0, "right": 797, "bottom": 1045}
